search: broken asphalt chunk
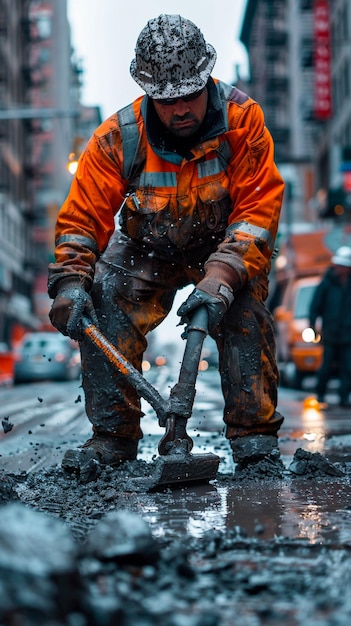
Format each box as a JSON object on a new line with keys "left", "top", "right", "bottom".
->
{"left": 289, "top": 448, "right": 345, "bottom": 477}
{"left": 85, "top": 509, "right": 159, "bottom": 564}
{"left": 2, "top": 416, "right": 13, "bottom": 433}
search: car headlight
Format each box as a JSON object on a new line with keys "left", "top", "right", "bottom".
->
{"left": 302, "top": 327, "right": 321, "bottom": 343}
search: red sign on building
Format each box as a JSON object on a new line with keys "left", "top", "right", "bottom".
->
{"left": 313, "top": 0, "right": 332, "bottom": 120}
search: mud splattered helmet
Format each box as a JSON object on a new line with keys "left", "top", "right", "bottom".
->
{"left": 130, "top": 14, "right": 217, "bottom": 99}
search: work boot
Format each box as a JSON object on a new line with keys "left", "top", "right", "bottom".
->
{"left": 62, "top": 433, "right": 138, "bottom": 473}
{"left": 230, "top": 434, "right": 281, "bottom": 471}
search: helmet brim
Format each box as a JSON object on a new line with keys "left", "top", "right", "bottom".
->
{"left": 331, "top": 256, "right": 351, "bottom": 267}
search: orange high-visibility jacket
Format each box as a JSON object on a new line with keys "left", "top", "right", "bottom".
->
{"left": 48, "top": 78, "right": 284, "bottom": 297}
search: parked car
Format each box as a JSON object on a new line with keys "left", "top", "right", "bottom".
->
{"left": 14, "top": 332, "right": 81, "bottom": 383}
{"left": 0, "top": 342, "right": 14, "bottom": 386}
{"left": 273, "top": 275, "right": 323, "bottom": 388}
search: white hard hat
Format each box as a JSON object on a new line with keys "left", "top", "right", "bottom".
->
{"left": 331, "top": 246, "right": 351, "bottom": 267}
{"left": 130, "top": 14, "right": 217, "bottom": 99}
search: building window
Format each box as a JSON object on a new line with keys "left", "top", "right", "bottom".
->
{"left": 37, "top": 14, "right": 52, "bottom": 40}
{"left": 39, "top": 46, "right": 52, "bottom": 65}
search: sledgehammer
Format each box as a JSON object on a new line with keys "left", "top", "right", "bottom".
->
{"left": 82, "top": 307, "right": 220, "bottom": 490}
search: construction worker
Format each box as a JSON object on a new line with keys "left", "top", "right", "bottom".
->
{"left": 309, "top": 246, "right": 351, "bottom": 407}
{"left": 48, "top": 15, "right": 285, "bottom": 473}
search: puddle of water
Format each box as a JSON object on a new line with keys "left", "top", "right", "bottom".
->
{"left": 137, "top": 428, "right": 351, "bottom": 546}
{"left": 140, "top": 477, "right": 351, "bottom": 545}
{"left": 141, "top": 483, "right": 227, "bottom": 538}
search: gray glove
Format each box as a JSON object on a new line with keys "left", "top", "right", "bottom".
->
{"left": 49, "top": 280, "right": 98, "bottom": 340}
{"left": 177, "top": 288, "right": 230, "bottom": 335}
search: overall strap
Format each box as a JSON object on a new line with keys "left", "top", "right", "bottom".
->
{"left": 117, "top": 103, "right": 141, "bottom": 181}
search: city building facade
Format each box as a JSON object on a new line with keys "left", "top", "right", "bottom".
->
{"left": 0, "top": 0, "right": 101, "bottom": 346}
{"left": 239, "top": 0, "right": 351, "bottom": 232}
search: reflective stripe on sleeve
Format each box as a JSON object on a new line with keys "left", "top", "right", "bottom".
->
{"left": 227, "top": 221, "right": 275, "bottom": 252}
{"left": 55, "top": 234, "right": 100, "bottom": 256}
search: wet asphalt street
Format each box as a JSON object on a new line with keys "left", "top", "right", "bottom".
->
{"left": 1, "top": 367, "right": 351, "bottom": 543}
{"left": 2, "top": 368, "right": 351, "bottom": 625}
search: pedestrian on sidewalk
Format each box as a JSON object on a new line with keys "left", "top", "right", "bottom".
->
{"left": 48, "top": 14, "right": 285, "bottom": 472}
{"left": 309, "top": 246, "right": 351, "bottom": 407}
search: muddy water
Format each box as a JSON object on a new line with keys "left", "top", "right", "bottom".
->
{"left": 137, "top": 399, "right": 351, "bottom": 546}
{"left": 137, "top": 424, "right": 351, "bottom": 544}
{"left": 137, "top": 379, "right": 351, "bottom": 545}
{"left": 138, "top": 476, "right": 351, "bottom": 544}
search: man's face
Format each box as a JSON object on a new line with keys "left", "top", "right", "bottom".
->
{"left": 152, "top": 88, "right": 208, "bottom": 137}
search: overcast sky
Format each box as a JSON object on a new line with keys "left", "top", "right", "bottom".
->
{"left": 67, "top": 0, "right": 249, "bottom": 119}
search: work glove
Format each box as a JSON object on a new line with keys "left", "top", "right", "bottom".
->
{"left": 177, "top": 286, "right": 234, "bottom": 336}
{"left": 178, "top": 258, "right": 236, "bottom": 335}
{"left": 49, "top": 279, "right": 99, "bottom": 340}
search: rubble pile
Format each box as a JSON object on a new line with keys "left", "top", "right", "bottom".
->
{"left": 0, "top": 448, "right": 350, "bottom": 625}
{"left": 2, "top": 501, "right": 351, "bottom": 626}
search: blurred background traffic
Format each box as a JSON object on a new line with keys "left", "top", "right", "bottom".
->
{"left": 1, "top": 0, "right": 351, "bottom": 389}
